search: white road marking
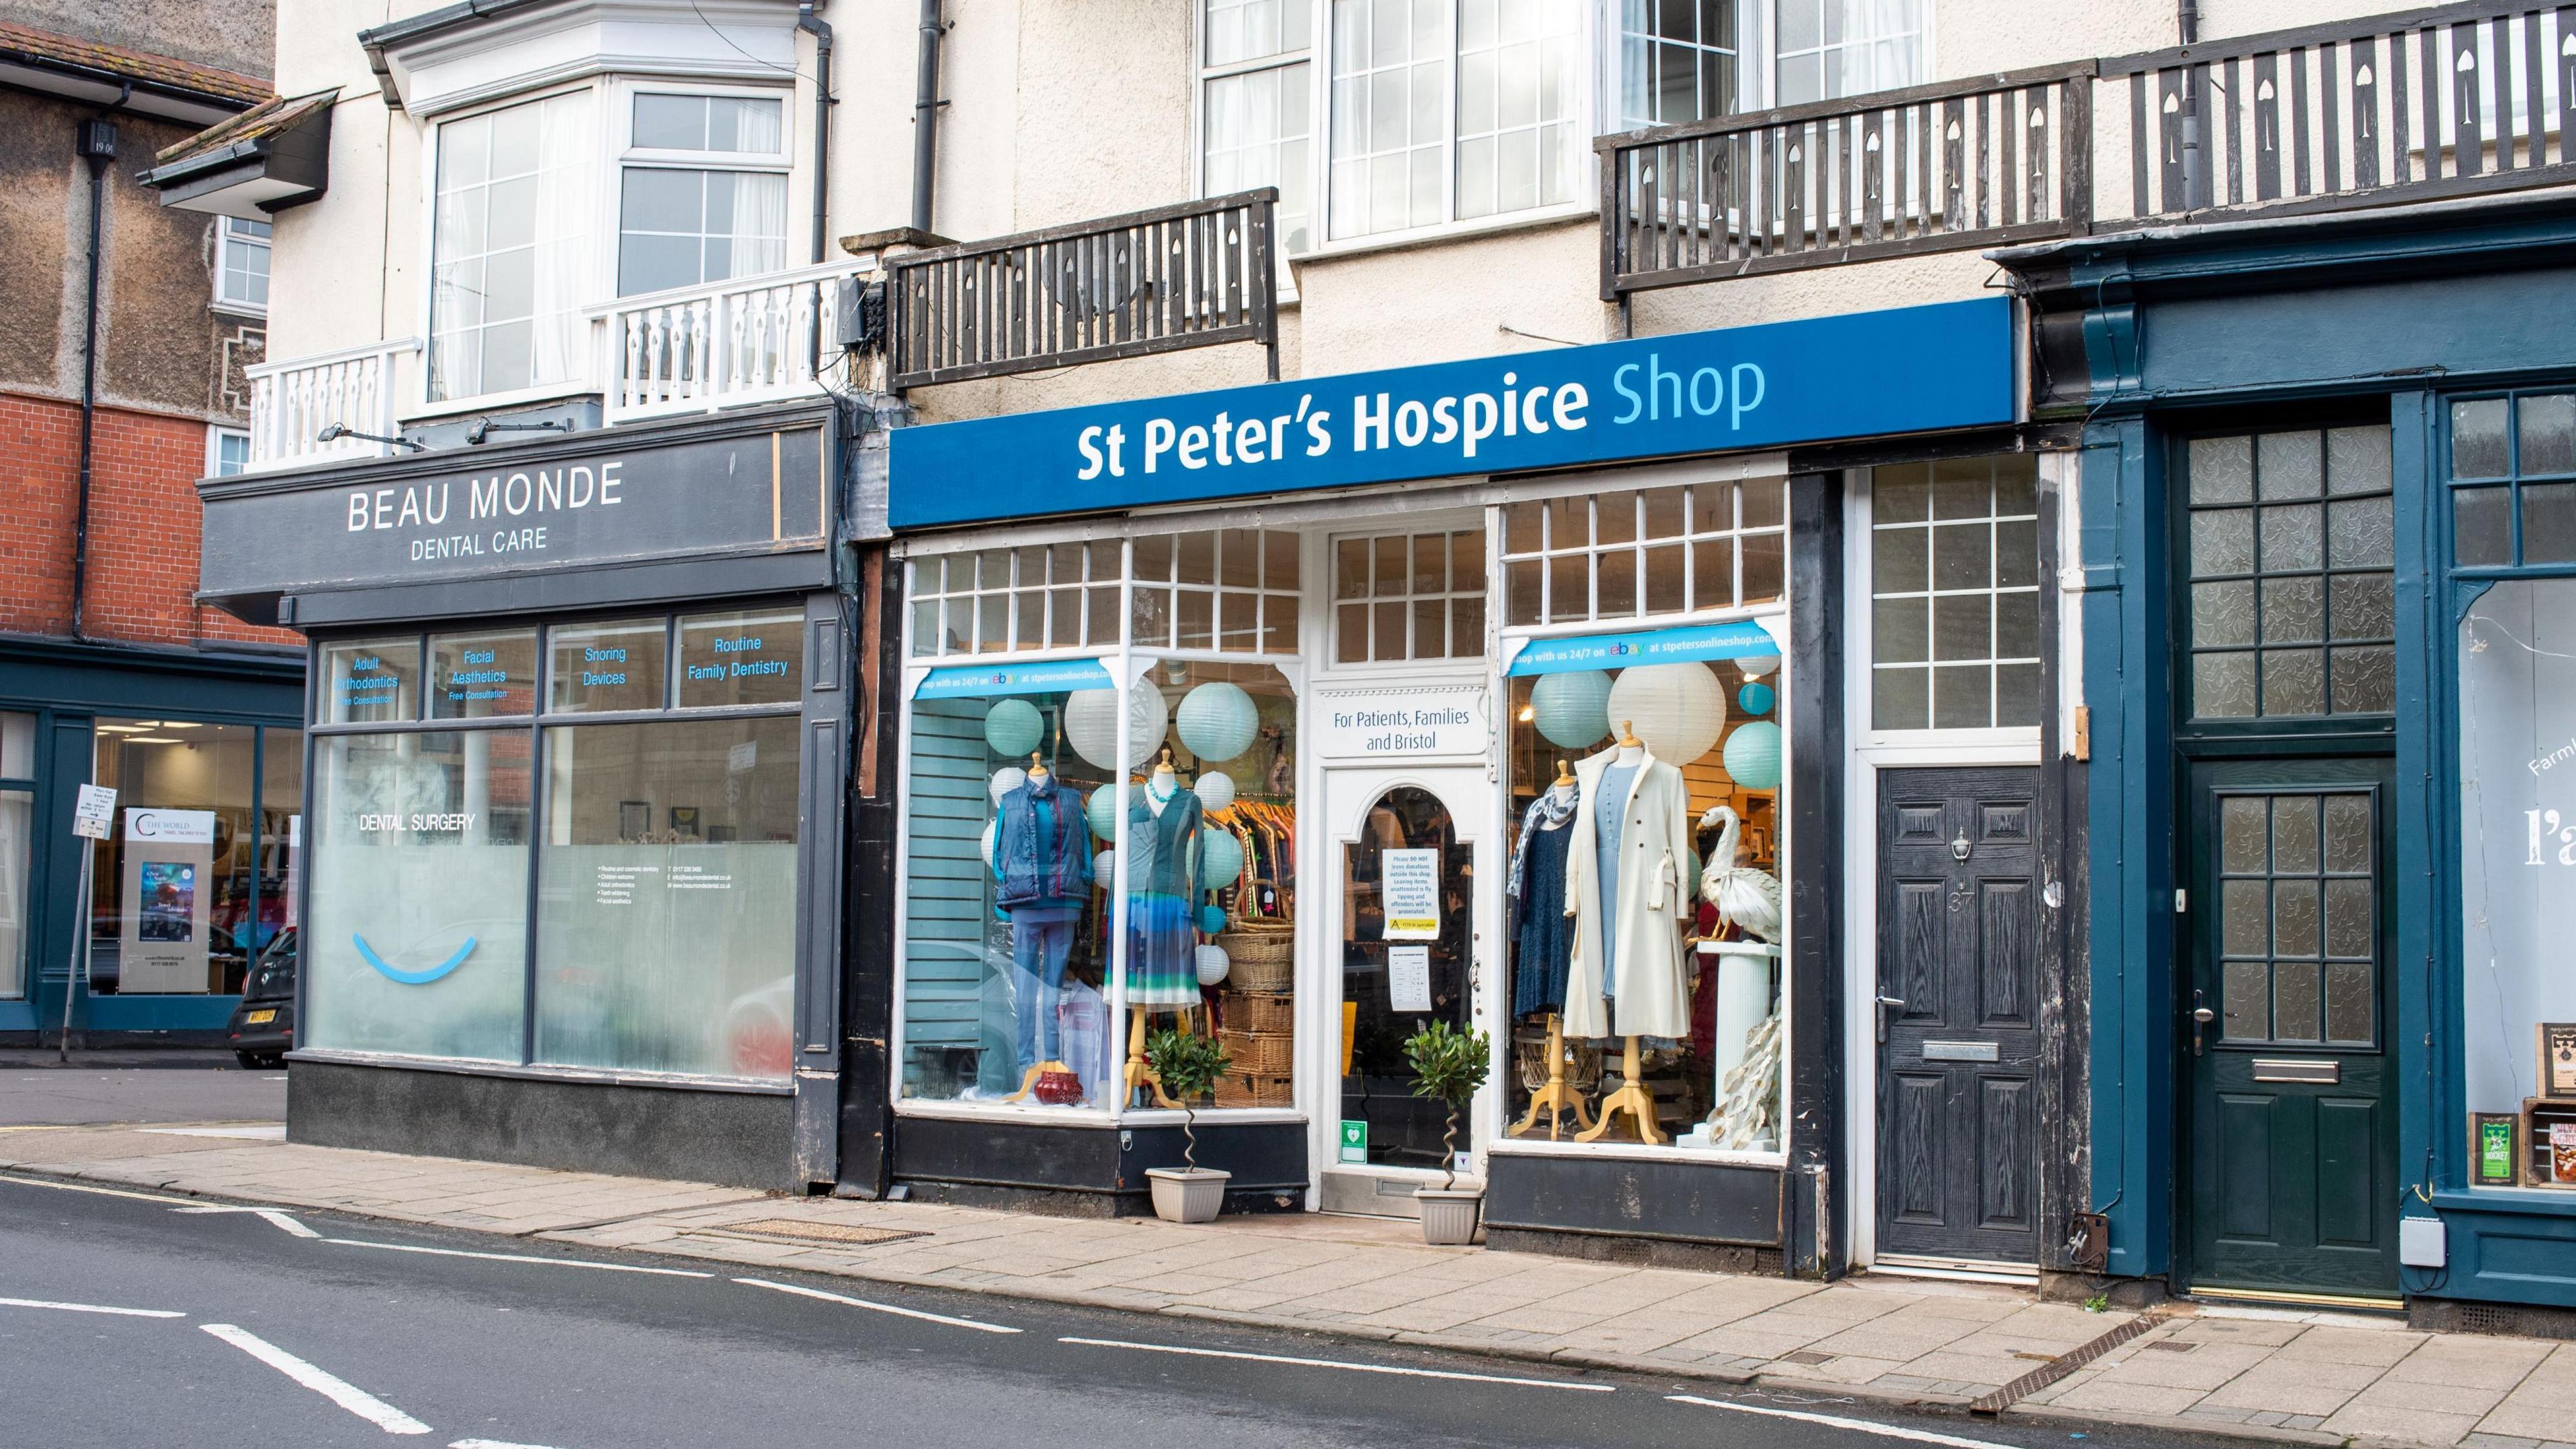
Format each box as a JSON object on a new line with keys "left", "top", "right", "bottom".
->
{"left": 1668, "top": 1394, "right": 2016, "bottom": 1446}
{"left": 143, "top": 1124, "right": 287, "bottom": 1140}
{"left": 1059, "top": 1336, "right": 1617, "bottom": 1391}
{"left": 324, "top": 1237, "right": 713, "bottom": 1277}
{"left": 448, "top": 1440, "right": 565, "bottom": 1448}
{"left": 0, "top": 1173, "right": 209, "bottom": 1206}
{"left": 201, "top": 1323, "right": 432, "bottom": 1435}
{"left": 172, "top": 1205, "right": 321, "bottom": 1237}
{"left": 735, "top": 1276, "right": 1024, "bottom": 1333}
{"left": 0, "top": 1295, "right": 185, "bottom": 1319}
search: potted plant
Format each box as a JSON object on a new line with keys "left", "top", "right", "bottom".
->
{"left": 1404, "top": 1020, "right": 1493, "bottom": 1245}
{"left": 1143, "top": 1027, "right": 1233, "bottom": 1224}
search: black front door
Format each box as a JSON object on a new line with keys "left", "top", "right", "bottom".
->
{"left": 2181, "top": 757, "right": 2400, "bottom": 1299}
{"left": 1875, "top": 767, "right": 2042, "bottom": 1264}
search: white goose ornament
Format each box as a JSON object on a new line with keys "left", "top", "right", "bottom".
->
{"left": 1697, "top": 804, "right": 1782, "bottom": 943}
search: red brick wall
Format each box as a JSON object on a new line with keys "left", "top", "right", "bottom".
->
{"left": 0, "top": 390, "right": 299, "bottom": 649}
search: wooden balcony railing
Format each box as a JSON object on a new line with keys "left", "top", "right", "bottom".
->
{"left": 1598, "top": 63, "right": 2094, "bottom": 299}
{"left": 2112, "top": 1, "right": 2576, "bottom": 219}
{"left": 888, "top": 189, "right": 1279, "bottom": 390}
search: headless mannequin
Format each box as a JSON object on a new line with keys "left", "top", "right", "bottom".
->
{"left": 1003, "top": 751, "right": 1079, "bottom": 1102}
{"left": 1124, "top": 748, "right": 1186, "bottom": 1108}
{"left": 1513, "top": 758, "right": 1597, "bottom": 1139}
{"left": 1579, "top": 722, "right": 1667, "bottom": 1144}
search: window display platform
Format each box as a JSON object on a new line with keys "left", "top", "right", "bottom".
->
{"left": 891, "top": 1112, "right": 1308, "bottom": 1218}
{"left": 1483, "top": 1149, "right": 1784, "bottom": 1263}
{"left": 286, "top": 1055, "right": 797, "bottom": 1191}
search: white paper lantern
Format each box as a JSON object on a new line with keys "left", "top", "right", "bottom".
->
{"left": 1195, "top": 943, "right": 1232, "bottom": 987}
{"left": 983, "top": 698, "right": 1045, "bottom": 758}
{"left": 1529, "top": 669, "right": 1613, "bottom": 749}
{"left": 1722, "top": 720, "right": 1784, "bottom": 791}
{"left": 1176, "top": 681, "right": 1260, "bottom": 763}
{"left": 1606, "top": 661, "right": 1727, "bottom": 763}
{"left": 989, "top": 766, "right": 1027, "bottom": 804}
{"left": 1734, "top": 651, "right": 1782, "bottom": 680}
{"left": 1085, "top": 785, "right": 1122, "bottom": 843}
{"left": 1092, "top": 849, "right": 1114, "bottom": 886}
{"left": 981, "top": 819, "right": 1000, "bottom": 868}
{"left": 1198, "top": 827, "right": 1246, "bottom": 890}
{"left": 1194, "top": 769, "right": 1236, "bottom": 812}
{"left": 1062, "top": 683, "right": 1168, "bottom": 771}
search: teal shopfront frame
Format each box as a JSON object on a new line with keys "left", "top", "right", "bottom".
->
{"left": 2004, "top": 193, "right": 2576, "bottom": 1313}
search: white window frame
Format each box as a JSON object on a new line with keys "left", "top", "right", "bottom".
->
{"left": 213, "top": 216, "right": 270, "bottom": 318}
{"left": 1194, "top": 0, "right": 1317, "bottom": 262}
{"left": 205, "top": 425, "right": 251, "bottom": 478}
{"left": 408, "top": 75, "right": 797, "bottom": 418}
{"left": 1768, "top": 0, "right": 1929, "bottom": 109}
{"left": 612, "top": 80, "right": 796, "bottom": 299}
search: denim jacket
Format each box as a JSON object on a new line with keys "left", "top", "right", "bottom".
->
{"left": 993, "top": 777, "right": 1091, "bottom": 910}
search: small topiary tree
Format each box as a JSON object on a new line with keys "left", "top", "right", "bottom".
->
{"left": 1403, "top": 1021, "right": 1493, "bottom": 1190}
{"left": 1144, "top": 1027, "right": 1233, "bottom": 1171}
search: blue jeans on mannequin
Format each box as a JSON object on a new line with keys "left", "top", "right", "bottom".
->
{"left": 1011, "top": 910, "right": 1078, "bottom": 1068}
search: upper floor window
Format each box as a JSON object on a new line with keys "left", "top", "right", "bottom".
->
{"left": 1775, "top": 0, "right": 1921, "bottom": 106}
{"left": 616, "top": 92, "right": 789, "bottom": 297}
{"left": 429, "top": 90, "right": 597, "bottom": 403}
{"left": 1620, "top": 0, "right": 1739, "bottom": 128}
{"left": 214, "top": 217, "right": 270, "bottom": 315}
{"left": 207, "top": 427, "right": 250, "bottom": 478}
{"left": 1203, "top": 0, "right": 1314, "bottom": 255}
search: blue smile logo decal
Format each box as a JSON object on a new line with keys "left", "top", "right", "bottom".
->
{"left": 354, "top": 934, "right": 477, "bottom": 985}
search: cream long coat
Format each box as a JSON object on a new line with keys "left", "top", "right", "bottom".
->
{"left": 1560, "top": 746, "right": 1693, "bottom": 1039}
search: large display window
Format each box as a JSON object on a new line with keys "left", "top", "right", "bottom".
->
{"left": 87, "top": 719, "right": 303, "bottom": 998}
{"left": 897, "top": 530, "right": 1302, "bottom": 1116}
{"left": 0, "top": 712, "right": 33, "bottom": 1000}
{"left": 303, "top": 605, "right": 807, "bottom": 1082}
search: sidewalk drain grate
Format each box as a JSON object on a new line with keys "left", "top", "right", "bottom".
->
{"left": 698, "top": 1219, "right": 929, "bottom": 1247}
{"left": 1966, "top": 1313, "right": 2163, "bottom": 1417}
{"left": 2142, "top": 1340, "right": 2199, "bottom": 1353}
{"left": 1779, "top": 1350, "right": 1836, "bottom": 1366}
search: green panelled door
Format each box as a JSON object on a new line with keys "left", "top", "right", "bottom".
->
{"left": 2182, "top": 757, "right": 2400, "bottom": 1299}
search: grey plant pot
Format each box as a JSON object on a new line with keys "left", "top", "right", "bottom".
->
{"left": 1415, "top": 1187, "right": 1483, "bottom": 1245}
{"left": 1147, "top": 1167, "right": 1230, "bottom": 1224}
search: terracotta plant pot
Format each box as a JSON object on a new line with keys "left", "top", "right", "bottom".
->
{"left": 1416, "top": 1187, "right": 1483, "bottom": 1245}
{"left": 1147, "top": 1166, "right": 1230, "bottom": 1224}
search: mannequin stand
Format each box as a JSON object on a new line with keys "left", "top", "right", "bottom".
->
{"left": 1509, "top": 1014, "right": 1595, "bottom": 1140}
{"left": 1123, "top": 1004, "right": 1181, "bottom": 1108}
{"left": 1003, "top": 1059, "right": 1075, "bottom": 1103}
{"left": 1578, "top": 1034, "right": 1666, "bottom": 1144}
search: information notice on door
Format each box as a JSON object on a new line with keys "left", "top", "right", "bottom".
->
{"left": 1387, "top": 945, "right": 1432, "bottom": 1012}
{"left": 1381, "top": 848, "right": 1440, "bottom": 939}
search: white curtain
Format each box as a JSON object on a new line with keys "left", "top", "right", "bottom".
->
{"left": 529, "top": 89, "right": 597, "bottom": 388}
{"left": 729, "top": 171, "right": 788, "bottom": 279}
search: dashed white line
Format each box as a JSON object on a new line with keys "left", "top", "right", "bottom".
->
{"left": 173, "top": 1205, "right": 321, "bottom": 1237}
{"left": 1058, "top": 1336, "right": 1617, "bottom": 1391}
{"left": 1668, "top": 1393, "right": 2016, "bottom": 1446}
{"left": 0, "top": 1295, "right": 185, "bottom": 1319}
{"left": 323, "top": 1238, "right": 714, "bottom": 1277}
{"left": 735, "top": 1276, "right": 1024, "bottom": 1333}
{"left": 448, "top": 1440, "right": 566, "bottom": 1448}
{"left": 201, "top": 1323, "right": 431, "bottom": 1435}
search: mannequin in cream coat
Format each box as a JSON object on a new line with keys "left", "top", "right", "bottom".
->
{"left": 1560, "top": 741, "right": 1694, "bottom": 1040}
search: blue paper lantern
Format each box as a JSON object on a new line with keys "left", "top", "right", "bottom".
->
{"left": 983, "top": 698, "right": 1044, "bottom": 759}
{"left": 1176, "top": 681, "right": 1260, "bottom": 763}
{"left": 1737, "top": 681, "right": 1775, "bottom": 717}
{"left": 1085, "top": 786, "right": 1122, "bottom": 843}
{"left": 1198, "top": 903, "right": 1228, "bottom": 934}
{"left": 1198, "top": 827, "right": 1246, "bottom": 891}
{"left": 1529, "top": 669, "right": 1613, "bottom": 749}
{"left": 1722, "top": 720, "right": 1784, "bottom": 791}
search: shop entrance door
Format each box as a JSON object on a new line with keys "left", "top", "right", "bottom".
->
{"left": 1318, "top": 767, "right": 1489, "bottom": 1218}
{"left": 1873, "top": 767, "right": 2043, "bottom": 1267}
{"left": 2179, "top": 757, "right": 2400, "bottom": 1303}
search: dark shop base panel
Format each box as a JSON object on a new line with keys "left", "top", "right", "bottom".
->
{"left": 893, "top": 1114, "right": 1308, "bottom": 1218}
{"left": 286, "top": 1059, "right": 796, "bottom": 1191}
{"left": 1484, "top": 1152, "right": 1782, "bottom": 1259}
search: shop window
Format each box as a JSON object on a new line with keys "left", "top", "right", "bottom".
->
{"left": 2459, "top": 577, "right": 2576, "bottom": 1185}
{"left": 2450, "top": 392, "right": 2576, "bottom": 569}
{"left": 86, "top": 721, "right": 265, "bottom": 998}
{"left": 1869, "top": 455, "right": 2041, "bottom": 731}
{"left": 320, "top": 637, "right": 423, "bottom": 724}
{"left": 549, "top": 616, "right": 669, "bottom": 713}
{"left": 677, "top": 606, "right": 804, "bottom": 706}
{"left": 428, "top": 89, "right": 597, "bottom": 402}
{"left": 1130, "top": 529, "right": 1304, "bottom": 653}
{"left": 534, "top": 714, "right": 800, "bottom": 1079}
{"left": 616, "top": 92, "right": 789, "bottom": 297}
{"left": 0, "top": 712, "right": 32, "bottom": 1000}
{"left": 305, "top": 730, "right": 533, "bottom": 1061}
{"left": 1202, "top": 0, "right": 1313, "bottom": 257}
{"left": 1620, "top": 0, "right": 1738, "bottom": 128}
{"left": 900, "top": 659, "right": 1299, "bottom": 1111}
{"left": 1498, "top": 479, "right": 1784, "bottom": 627}
{"left": 1330, "top": 529, "right": 1483, "bottom": 662}
{"left": 429, "top": 627, "right": 539, "bottom": 720}
{"left": 908, "top": 540, "right": 1125, "bottom": 657}
{"left": 2182, "top": 427, "right": 2396, "bottom": 720}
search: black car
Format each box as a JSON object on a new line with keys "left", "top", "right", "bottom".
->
{"left": 225, "top": 928, "right": 296, "bottom": 1069}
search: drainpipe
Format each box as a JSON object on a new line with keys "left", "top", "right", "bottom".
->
{"left": 911, "top": 0, "right": 943, "bottom": 235}
{"left": 798, "top": 1, "right": 833, "bottom": 265}
{"left": 70, "top": 117, "right": 116, "bottom": 643}
{"left": 2177, "top": 0, "right": 2202, "bottom": 209}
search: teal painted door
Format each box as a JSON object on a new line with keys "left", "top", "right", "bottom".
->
{"left": 2182, "top": 757, "right": 2400, "bottom": 1299}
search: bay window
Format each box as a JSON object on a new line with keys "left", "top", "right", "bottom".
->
{"left": 616, "top": 92, "right": 789, "bottom": 297}
{"left": 1204, "top": 0, "right": 1315, "bottom": 255}
{"left": 1619, "top": 0, "right": 1739, "bottom": 128}
{"left": 429, "top": 90, "right": 597, "bottom": 402}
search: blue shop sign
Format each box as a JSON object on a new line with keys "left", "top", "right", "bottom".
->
{"left": 916, "top": 659, "right": 1114, "bottom": 698}
{"left": 889, "top": 297, "right": 2013, "bottom": 529}
{"left": 1507, "top": 619, "right": 1784, "bottom": 676}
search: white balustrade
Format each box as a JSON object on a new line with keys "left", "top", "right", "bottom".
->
{"left": 241, "top": 338, "right": 422, "bottom": 472}
{"left": 590, "top": 259, "right": 873, "bottom": 425}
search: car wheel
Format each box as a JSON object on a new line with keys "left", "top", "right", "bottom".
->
{"left": 235, "top": 1051, "right": 267, "bottom": 1069}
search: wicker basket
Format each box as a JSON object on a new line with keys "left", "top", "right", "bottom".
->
{"left": 1223, "top": 990, "right": 1295, "bottom": 1036}
{"left": 1218, "top": 923, "right": 1295, "bottom": 994}
{"left": 1219, "top": 1027, "right": 1294, "bottom": 1075}
{"left": 1214, "top": 1071, "right": 1295, "bottom": 1108}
